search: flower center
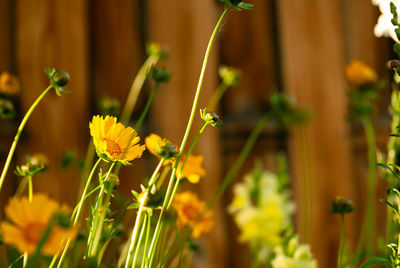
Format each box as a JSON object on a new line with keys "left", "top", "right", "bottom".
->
{"left": 23, "top": 222, "right": 46, "bottom": 244}
{"left": 182, "top": 205, "right": 199, "bottom": 222}
{"left": 103, "top": 138, "right": 122, "bottom": 157}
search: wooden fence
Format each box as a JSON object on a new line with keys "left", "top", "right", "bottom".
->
{"left": 0, "top": 0, "right": 391, "bottom": 267}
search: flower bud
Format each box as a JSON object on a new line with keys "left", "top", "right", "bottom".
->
{"left": 218, "top": 66, "right": 240, "bottom": 87}
{"left": 15, "top": 154, "right": 49, "bottom": 177}
{"left": 388, "top": 60, "right": 400, "bottom": 70}
{"left": 149, "top": 66, "right": 172, "bottom": 83}
{"left": 345, "top": 60, "right": 377, "bottom": 87}
{"left": 331, "top": 196, "right": 354, "bottom": 214}
{"left": 0, "top": 98, "right": 16, "bottom": 119}
{"left": 201, "top": 109, "right": 222, "bottom": 127}
{"left": 53, "top": 70, "right": 70, "bottom": 87}
{"left": 146, "top": 42, "right": 167, "bottom": 59}
{"left": 99, "top": 97, "right": 121, "bottom": 116}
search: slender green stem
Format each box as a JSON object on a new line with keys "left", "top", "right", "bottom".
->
{"left": 89, "top": 180, "right": 115, "bottom": 257}
{"left": 23, "top": 253, "right": 28, "bottom": 268}
{"left": 121, "top": 55, "right": 159, "bottom": 124}
{"left": 338, "top": 214, "right": 345, "bottom": 268}
{"left": 135, "top": 84, "right": 159, "bottom": 131}
{"left": 48, "top": 254, "right": 58, "bottom": 268}
{"left": 27, "top": 176, "right": 33, "bottom": 202}
{"left": 167, "top": 123, "right": 208, "bottom": 209}
{"left": 141, "top": 213, "right": 152, "bottom": 268}
{"left": 132, "top": 214, "right": 148, "bottom": 267}
{"left": 72, "top": 158, "right": 102, "bottom": 224}
{"left": 207, "top": 113, "right": 271, "bottom": 208}
{"left": 145, "top": 10, "right": 228, "bottom": 266}
{"left": 156, "top": 165, "right": 171, "bottom": 190}
{"left": 207, "top": 83, "right": 228, "bottom": 111}
{"left": 125, "top": 158, "right": 164, "bottom": 267}
{"left": 362, "top": 117, "right": 376, "bottom": 254}
{"left": 0, "top": 85, "right": 52, "bottom": 193}
{"left": 15, "top": 177, "right": 28, "bottom": 197}
{"left": 86, "top": 162, "right": 116, "bottom": 257}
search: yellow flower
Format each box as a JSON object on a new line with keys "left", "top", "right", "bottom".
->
{"left": 89, "top": 115, "right": 146, "bottom": 165}
{"left": 345, "top": 60, "right": 377, "bottom": 87}
{"left": 0, "top": 72, "right": 20, "bottom": 95}
{"left": 173, "top": 191, "right": 214, "bottom": 238}
{"left": 0, "top": 194, "right": 77, "bottom": 256}
{"left": 145, "top": 133, "right": 179, "bottom": 159}
{"left": 172, "top": 154, "right": 206, "bottom": 184}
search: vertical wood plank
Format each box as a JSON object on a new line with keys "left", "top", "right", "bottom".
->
{"left": 16, "top": 0, "right": 89, "bottom": 203}
{"left": 277, "top": 0, "right": 355, "bottom": 266}
{"left": 147, "top": 1, "right": 227, "bottom": 267}
{"left": 90, "top": 0, "right": 145, "bottom": 195}
{"left": 220, "top": 0, "right": 276, "bottom": 116}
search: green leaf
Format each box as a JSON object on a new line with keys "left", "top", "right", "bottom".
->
{"left": 360, "top": 257, "right": 390, "bottom": 268}
{"left": 380, "top": 199, "right": 400, "bottom": 217}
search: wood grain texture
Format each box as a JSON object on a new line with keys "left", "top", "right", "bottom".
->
{"left": 220, "top": 0, "right": 276, "bottom": 116}
{"left": 277, "top": 0, "right": 356, "bottom": 266}
{"left": 16, "top": 0, "right": 88, "bottom": 203}
{"left": 89, "top": 0, "right": 145, "bottom": 196}
{"left": 147, "top": 1, "right": 227, "bottom": 267}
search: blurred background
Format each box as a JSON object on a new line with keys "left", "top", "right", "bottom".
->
{"left": 0, "top": 0, "right": 393, "bottom": 267}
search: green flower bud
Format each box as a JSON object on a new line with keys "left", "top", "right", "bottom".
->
{"left": 53, "top": 70, "right": 70, "bottom": 87}
{"left": 0, "top": 98, "right": 16, "bottom": 119}
{"left": 331, "top": 196, "right": 354, "bottom": 214}
{"left": 200, "top": 108, "right": 222, "bottom": 127}
{"left": 99, "top": 97, "right": 121, "bottom": 116}
{"left": 146, "top": 42, "right": 167, "bottom": 59}
{"left": 218, "top": 65, "right": 240, "bottom": 87}
{"left": 149, "top": 66, "right": 172, "bottom": 83}
{"left": 15, "top": 154, "right": 49, "bottom": 177}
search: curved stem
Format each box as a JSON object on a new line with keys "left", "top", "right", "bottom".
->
{"left": 72, "top": 158, "right": 102, "bottom": 224}
{"left": 132, "top": 213, "right": 148, "bottom": 267}
{"left": 145, "top": 10, "right": 228, "bottom": 266}
{"left": 0, "top": 85, "right": 52, "bottom": 193}
{"left": 135, "top": 84, "right": 159, "bottom": 131}
{"left": 207, "top": 82, "right": 228, "bottom": 111}
{"left": 121, "top": 55, "right": 159, "bottom": 124}
{"left": 207, "top": 113, "right": 271, "bottom": 208}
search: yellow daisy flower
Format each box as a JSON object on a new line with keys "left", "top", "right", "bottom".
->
{"left": 345, "top": 60, "right": 377, "bottom": 87}
{"left": 172, "top": 191, "right": 214, "bottom": 238}
{"left": 0, "top": 72, "right": 20, "bottom": 95}
{"left": 89, "top": 115, "right": 146, "bottom": 165}
{"left": 175, "top": 154, "right": 206, "bottom": 184}
{"left": 0, "top": 194, "right": 77, "bottom": 256}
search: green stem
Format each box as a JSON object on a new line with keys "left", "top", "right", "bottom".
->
{"left": 15, "top": 177, "right": 28, "bottom": 197}
{"left": 121, "top": 55, "right": 159, "bottom": 124}
{"left": 167, "top": 122, "right": 208, "bottom": 209}
{"left": 135, "top": 84, "right": 159, "bottom": 131}
{"left": 0, "top": 85, "right": 52, "bottom": 193}
{"left": 338, "top": 214, "right": 345, "bottom": 268}
{"left": 362, "top": 117, "right": 376, "bottom": 255}
{"left": 132, "top": 214, "right": 148, "bottom": 267}
{"left": 145, "top": 10, "right": 228, "bottom": 266}
{"left": 27, "top": 176, "right": 33, "bottom": 202}
{"left": 125, "top": 159, "right": 164, "bottom": 267}
{"left": 72, "top": 158, "right": 102, "bottom": 224}
{"left": 140, "top": 213, "right": 152, "bottom": 268}
{"left": 207, "top": 113, "right": 271, "bottom": 208}
{"left": 86, "top": 161, "right": 116, "bottom": 257}
{"left": 207, "top": 82, "right": 228, "bottom": 111}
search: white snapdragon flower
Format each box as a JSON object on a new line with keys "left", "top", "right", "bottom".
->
{"left": 372, "top": 0, "right": 400, "bottom": 42}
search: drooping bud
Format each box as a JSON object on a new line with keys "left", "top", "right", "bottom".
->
{"left": 53, "top": 70, "right": 70, "bottom": 87}
{"left": 201, "top": 108, "right": 222, "bottom": 127}
{"left": 331, "top": 196, "right": 354, "bottom": 214}
{"left": 0, "top": 98, "right": 16, "bottom": 119}
{"left": 149, "top": 66, "right": 172, "bottom": 83}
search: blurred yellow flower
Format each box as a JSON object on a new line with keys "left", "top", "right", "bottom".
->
{"left": 0, "top": 72, "right": 20, "bottom": 95}
{"left": 171, "top": 154, "right": 206, "bottom": 184}
{"left": 272, "top": 236, "right": 317, "bottom": 268}
{"left": 145, "top": 133, "right": 179, "bottom": 159}
{"left": 89, "top": 115, "right": 146, "bottom": 165}
{"left": 345, "top": 60, "right": 377, "bottom": 87}
{"left": 0, "top": 194, "right": 77, "bottom": 256}
{"left": 173, "top": 191, "right": 214, "bottom": 238}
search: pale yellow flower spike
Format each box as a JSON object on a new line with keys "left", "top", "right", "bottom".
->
{"left": 89, "top": 115, "right": 146, "bottom": 165}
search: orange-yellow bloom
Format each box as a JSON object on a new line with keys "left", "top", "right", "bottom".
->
{"left": 0, "top": 194, "right": 77, "bottom": 256}
{"left": 0, "top": 72, "right": 20, "bottom": 95}
{"left": 89, "top": 115, "right": 146, "bottom": 165}
{"left": 345, "top": 60, "right": 377, "bottom": 87}
{"left": 173, "top": 191, "right": 214, "bottom": 238}
{"left": 174, "top": 154, "right": 206, "bottom": 184}
{"left": 145, "top": 133, "right": 178, "bottom": 159}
